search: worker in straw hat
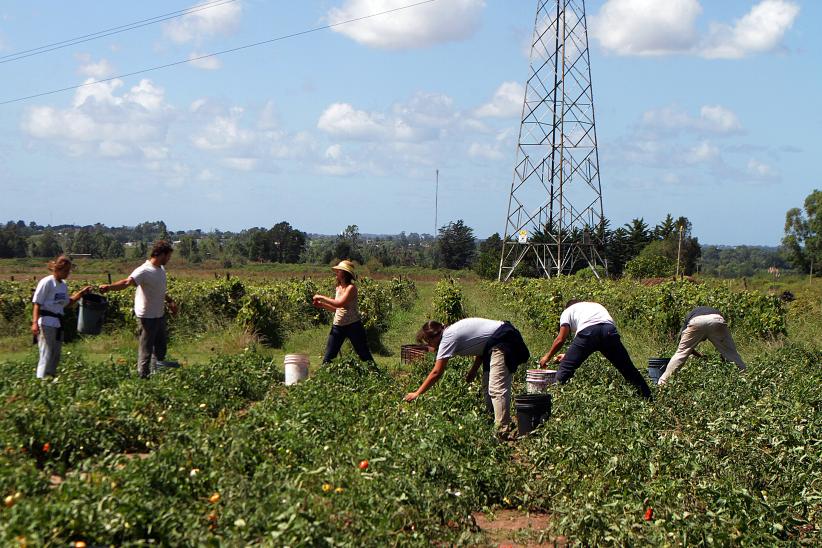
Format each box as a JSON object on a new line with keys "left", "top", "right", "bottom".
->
{"left": 312, "top": 260, "right": 374, "bottom": 363}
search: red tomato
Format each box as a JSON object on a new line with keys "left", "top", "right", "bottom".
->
{"left": 644, "top": 507, "right": 653, "bottom": 521}
{"left": 42, "top": 443, "right": 50, "bottom": 453}
{"left": 358, "top": 459, "right": 369, "bottom": 470}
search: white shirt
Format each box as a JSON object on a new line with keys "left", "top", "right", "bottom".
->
{"left": 559, "top": 302, "right": 615, "bottom": 336}
{"left": 32, "top": 275, "right": 69, "bottom": 328}
{"left": 129, "top": 261, "right": 167, "bottom": 318}
{"left": 436, "top": 318, "right": 504, "bottom": 360}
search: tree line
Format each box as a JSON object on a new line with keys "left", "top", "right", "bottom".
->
{"left": 1, "top": 188, "right": 818, "bottom": 278}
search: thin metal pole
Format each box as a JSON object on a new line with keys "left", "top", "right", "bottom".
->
{"left": 676, "top": 224, "right": 683, "bottom": 278}
{"left": 434, "top": 169, "right": 439, "bottom": 237}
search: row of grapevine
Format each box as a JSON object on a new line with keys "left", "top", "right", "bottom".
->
{"left": 0, "top": 276, "right": 417, "bottom": 347}
{"left": 485, "top": 278, "right": 787, "bottom": 339}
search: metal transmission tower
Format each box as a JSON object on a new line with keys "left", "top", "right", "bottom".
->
{"left": 498, "top": 0, "right": 606, "bottom": 281}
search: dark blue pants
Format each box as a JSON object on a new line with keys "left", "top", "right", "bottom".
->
{"left": 557, "top": 323, "right": 652, "bottom": 399}
{"left": 322, "top": 320, "right": 374, "bottom": 363}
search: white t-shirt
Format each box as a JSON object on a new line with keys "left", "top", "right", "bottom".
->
{"left": 436, "top": 318, "right": 504, "bottom": 360}
{"left": 559, "top": 302, "right": 615, "bottom": 336}
{"left": 32, "top": 275, "right": 69, "bottom": 328}
{"left": 129, "top": 261, "right": 167, "bottom": 318}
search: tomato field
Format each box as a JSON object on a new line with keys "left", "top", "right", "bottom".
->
{"left": 1, "top": 270, "right": 820, "bottom": 545}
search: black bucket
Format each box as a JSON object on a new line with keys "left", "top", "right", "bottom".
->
{"left": 514, "top": 393, "right": 552, "bottom": 436}
{"left": 77, "top": 294, "right": 108, "bottom": 335}
{"left": 647, "top": 357, "right": 670, "bottom": 385}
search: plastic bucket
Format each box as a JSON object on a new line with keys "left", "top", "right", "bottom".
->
{"left": 284, "top": 354, "right": 310, "bottom": 386}
{"left": 514, "top": 393, "right": 552, "bottom": 436}
{"left": 647, "top": 357, "right": 670, "bottom": 385}
{"left": 77, "top": 294, "right": 108, "bottom": 335}
{"left": 525, "top": 369, "right": 557, "bottom": 394}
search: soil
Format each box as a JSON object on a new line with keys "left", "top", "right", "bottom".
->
{"left": 471, "top": 509, "right": 565, "bottom": 547}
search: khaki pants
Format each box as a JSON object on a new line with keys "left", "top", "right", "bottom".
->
{"left": 37, "top": 325, "right": 62, "bottom": 378}
{"left": 658, "top": 314, "right": 746, "bottom": 385}
{"left": 481, "top": 347, "right": 512, "bottom": 428}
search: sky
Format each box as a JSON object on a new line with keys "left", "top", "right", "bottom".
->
{"left": 0, "top": 0, "right": 819, "bottom": 245}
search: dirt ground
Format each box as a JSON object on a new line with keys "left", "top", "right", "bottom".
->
{"left": 472, "top": 509, "right": 565, "bottom": 547}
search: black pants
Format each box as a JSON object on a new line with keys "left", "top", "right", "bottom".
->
{"left": 557, "top": 323, "right": 652, "bottom": 399}
{"left": 138, "top": 316, "right": 168, "bottom": 378}
{"left": 323, "top": 320, "right": 374, "bottom": 363}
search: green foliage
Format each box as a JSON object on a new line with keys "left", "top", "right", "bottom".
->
{"left": 486, "top": 278, "right": 787, "bottom": 339}
{"left": 0, "top": 355, "right": 515, "bottom": 546}
{"left": 432, "top": 277, "right": 466, "bottom": 324}
{"left": 519, "top": 344, "right": 822, "bottom": 544}
{"left": 783, "top": 188, "right": 821, "bottom": 274}
{"left": 474, "top": 233, "right": 502, "bottom": 279}
{"left": 437, "top": 220, "right": 476, "bottom": 270}
{"left": 624, "top": 254, "right": 676, "bottom": 279}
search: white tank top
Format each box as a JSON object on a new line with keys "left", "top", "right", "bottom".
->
{"left": 333, "top": 285, "right": 361, "bottom": 326}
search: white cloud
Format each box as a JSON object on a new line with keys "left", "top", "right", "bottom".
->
{"left": 642, "top": 105, "right": 742, "bottom": 134}
{"left": 474, "top": 82, "right": 524, "bottom": 119}
{"left": 22, "top": 79, "right": 172, "bottom": 158}
{"left": 591, "top": 0, "right": 799, "bottom": 59}
{"left": 747, "top": 158, "right": 777, "bottom": 179}
{"left": 467, "top": 142, "right": 503, "bottom": 161}
{"left": 687, "top": 141, "right": 720, "bottom": 163}
{"left": 163, "top": 0, "right": 242, "bottom": 44}
{"left": 221, "top": 157, "right": 258, "bottom": 171}
{"left": 701, "top": 0, "right": 800, "bottom": 59}
{"left": 591, "top": 0, "right": 702, "bottom": 56}
{"left": 188, "top": 52, "right": 222, "bottom": 70}
{"left": 327, "top": 0, "right": 485, "bottom": 50}
{"left": 317, "top": 102, "right": 430, "bottom": 142}
{"left": 76, "top": 54, "right": 115, "bottom": 78}
{"left": 192, "top": 107, "right": 255, "bottom": 150}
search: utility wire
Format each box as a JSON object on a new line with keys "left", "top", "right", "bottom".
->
{"left": 0, "top": 0, "right": 238, "bottom": 64}
{"left": 0, "top": 0, "right": 437, "bottom": 106}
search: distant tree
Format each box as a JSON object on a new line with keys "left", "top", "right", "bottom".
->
{"left": 783, "top": 189, "right": 821, "bottom": 274}
{"left": 625, "top": 218, "right": 652, "bottom": 256}
{"left": 105, "top": 239, "right": 125, "bottom": 259}
{"left": 0, "top": 223, "right": 28, "bottom": 258}
{"left": 624, "top": 254, "right": 675, "bottom": 279}
{"left": 438, "top": 220, "right": 476, "bottom": 270}
{"left": 177, "top": 236, "right": 197, "bottom": 260}
{"left": 31, "top": 229, "right": 63, "bottom": 257}
{"left": 474, "top": 233, "right": 502, "bottom": 279}
{"left": 334, "top": 224, "right": 363, "bottom": 263}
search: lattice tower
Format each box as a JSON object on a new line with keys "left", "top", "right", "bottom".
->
{"left": 499, "top": 0, "right": 606, "bottom": 280}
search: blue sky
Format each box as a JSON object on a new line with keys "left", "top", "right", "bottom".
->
{"left": 0, "top": 0, "right": 818, "bottom": 245}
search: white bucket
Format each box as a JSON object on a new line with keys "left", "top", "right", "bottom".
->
{"left": 284, "top": 354, "right": 310, "bottom": 386}
{"left": 525, "top": 369, "right": 557, "bottom": 393}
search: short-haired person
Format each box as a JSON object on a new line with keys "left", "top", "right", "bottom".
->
{"left": 312, "top": 260, "right": 374, "bottom": 363}
{"left": 657, "top": 306, "right": 747, "bottom": 385}
{"left": 539, "top": 300, "right": 652, "bottom": 399}
{"left": 405, "top": 318, "right": 530, "bottom": 433}
{"left": 99, "top": 241, "right": 177, "bottom": 378}
{"left": 31, "top": 255, "right": 93, "bottom": 378}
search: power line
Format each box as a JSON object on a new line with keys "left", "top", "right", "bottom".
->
{"left": 0, "top": 0, "right": 238, "bottom": 65}
{"left": 1, "top": 0, "right": 437, "bottom": 106}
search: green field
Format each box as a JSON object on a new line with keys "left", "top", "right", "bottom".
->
{"left": 1, "top": 262, "right": 820, "bottom": 545}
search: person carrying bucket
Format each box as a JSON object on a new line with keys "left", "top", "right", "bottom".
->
{"left": 657, "top": 306, "right": 747, "bottom": 385}
{"left": 404, "top": 318, "right": 530, "bottom": 436}
{"left": 312, "top": 260, "right": 374, "bottom": 363}
{"left": 539, "top": 300, "right": 652, "bottom": 399}
{"left": 99, "top": 240, "right": 177, "bottom": 378}
{"left": 31, "top": 255, "right": 93, "bottom": 379}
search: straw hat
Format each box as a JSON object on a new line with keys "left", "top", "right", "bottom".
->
{"left": 331, "top": 260, "right": 357, "bottom": 279}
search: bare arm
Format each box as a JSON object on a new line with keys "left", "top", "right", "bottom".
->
{"left": 67, "top": 286, "right": 93, "bottom": 307}
{"left": 404, "top": 357, "right": 449, "bottom": 402}
{"left": 465, "top": 355, "right": 483, "bottom": 383}
{"left": 313, "top": 285, "right": 356, "bottom": 309}
{"left": 539, "top": 325, "right": 571, "bottom": 367}
{"left": 31, "top": 303, "right": 40, "bottom": 335}
{"left": 99, "top": 277, "right": 135, "bottom": 293}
